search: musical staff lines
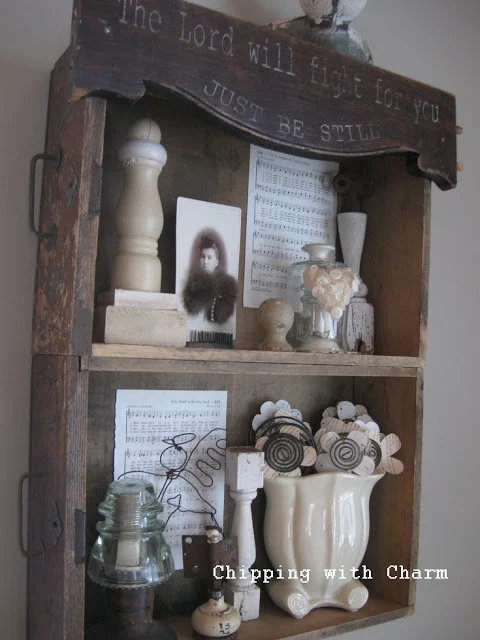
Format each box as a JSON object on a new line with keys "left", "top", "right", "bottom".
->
{"left": 244, "top": 146, "right": 339, "bottom": 308}
{"left": 114, "top": 390, "right": 228, "bottom": 569}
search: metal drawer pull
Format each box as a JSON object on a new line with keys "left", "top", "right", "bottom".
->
{"left": 29, "top": 148, "right": 62, "bottom": 238}
{"left": 18, "top": 472, "right": 45, "bottom": 558}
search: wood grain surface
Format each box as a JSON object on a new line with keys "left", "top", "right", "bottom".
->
{"left": 70, "top": 0, "right": 456, "bottom": 189}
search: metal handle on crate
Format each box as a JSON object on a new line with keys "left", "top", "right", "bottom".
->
{"left": 29, "top": 148, "right": 62, "bottom": 238}
{"left": 18, "top": 471, "right": 45, "bottom": 558}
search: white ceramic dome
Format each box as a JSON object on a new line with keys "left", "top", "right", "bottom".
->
{"left": 299, "top": 0, "right": 367, "bottom": 25}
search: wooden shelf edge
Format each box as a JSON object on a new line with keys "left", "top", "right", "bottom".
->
{"left": 164, "top": 597, "right": 412, "bottom": 640}
{"left": 86, "top": 344, "right": 421, "bottom": 377}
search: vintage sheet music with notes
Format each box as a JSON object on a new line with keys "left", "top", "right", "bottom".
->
{"left": 244, "top": 144, "right": 339, "bottom": 308}
{"left": 114, "top": 389, "right": 227, "bottom": 568}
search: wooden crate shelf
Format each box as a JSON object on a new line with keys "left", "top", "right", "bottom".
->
{"left": 27, "top": 1, "right": 456, "bottom": 638}
{"left": 86, "top": 344, "right": 420, "bottom": 377}
{"left": 164, "top": 596, "right": 411, "bottom": 640}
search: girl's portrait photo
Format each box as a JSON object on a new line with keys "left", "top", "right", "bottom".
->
{"left": 175, "top": 198, "right": 242, "bottom": 346}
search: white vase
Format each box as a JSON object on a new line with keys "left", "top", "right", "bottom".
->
{"left": 337, "top": 211, "right": 367, "bottom": 279}
{"left": 263, "top": 472, "right": 383, "bottom": 619}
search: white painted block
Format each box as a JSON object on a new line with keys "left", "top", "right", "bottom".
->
{"left": 224, "top": 583, "right": 261, "bottom": 622}
{"left": 226, "top": 448, "right": 264, "bottom": 491}
{"left": 97, "top": 289, "right": 179, "bottom": 310}
{"left": 342, "top": 298, "right": 374, "bottom": 354}
{"left": 94, "top": 306, "right": 187, "bottom": 347}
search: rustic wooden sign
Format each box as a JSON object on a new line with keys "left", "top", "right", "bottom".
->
{"left": 70, "top": 0, "right": 457, "bottom": 189}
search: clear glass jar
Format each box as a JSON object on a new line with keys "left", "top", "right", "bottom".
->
{"left": 288, "top": 243, "right": 359, "bottom": 353}
{"left": 88, "top": 478, "right": 174, "bottom": 588}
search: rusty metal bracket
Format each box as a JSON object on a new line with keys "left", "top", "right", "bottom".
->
{"left": 18, "top": 471, "right": 46, "bottom": 558}
{"left": 29, "top": 148, "right": 62, "bottom": 238}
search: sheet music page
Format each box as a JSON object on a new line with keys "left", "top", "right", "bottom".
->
{"left": 114, "top": 389, "right": 227, "bottom": 569}
{"left": 243, "top": 144, "right": 339, "bottom": 308}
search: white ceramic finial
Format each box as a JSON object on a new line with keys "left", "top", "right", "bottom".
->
{"left": 111, "top": 118, "right": 167, "bottom": 292}
{"left": 299, "top": 0, "right": 368, "bottom": 25}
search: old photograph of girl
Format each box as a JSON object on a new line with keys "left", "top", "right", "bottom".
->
{"left": 175, "top": 197, "right": 242, "bottom": 347}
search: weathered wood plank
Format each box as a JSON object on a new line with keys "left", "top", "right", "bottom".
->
{"left": 88, "top": 343, "right": 421, "bottom": 369}
{"left": 28, "top": 355, "right": 88, "bottom": 640}
{"left": 32, "top": 51, "right": 106, "bottom": 356}
{"left": 361, "top": 156, "right": 427, "bottom": 359}
{"left": 85, "top": 356, "right": 417, "bottom": 377}
{"left": 70, "top": 0, "right": 457, "bottom": 189}
{"left": 359, "top": 376, "right": 419, "bottom": 606}
{"left": 164, "top": 598, "right": 411, "bottom": 640}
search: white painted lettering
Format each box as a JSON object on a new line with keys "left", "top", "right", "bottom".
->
{"left": 356, "top": 124, "right": 369, "bottom": 141}
{"left": 332, "top": 125, "right": 344, "bottom": 141}
{"left": 234, "top": 95, "right": 248, "bottom": 115}
{"left": 208, "top": 29, "right": 219, "bottom": 52}
{"left": 384, "top": 87, "right": 393, "bottom": 108}
{"left": 249, "top": 102, "right": 263, "bottom": 123}
{"left": 414, "top": 97, "right": 422, "bottom": 124}
{"left": 179, "top": 12, "right": 233, "bottom": 56}
{"left": 222, "top": 27, "right": 234, "bottom": 57}
{"left": 148, "top": 10, "right": 161, "bottom": 33}
{"left": 344, "top": 124, "right": 355, "bottom": 141}
{"left": 179, "top": 11, "right": 191, "bottom": 43}
{"left": 204, "top": 78, "right": 221, "bottom": 98}
{"left": 310, "top": 56, "right": 319, "bottom": 83}
{"left": 332, "top": 71, "right": 342, "bottom": 99}
{"left": 194, "top": 24, "right": 206, "bottom": 47}
{"left": 133, "top": 0, "right": 146, "bottom": 29}
{"left": 278, "top": 117, "right": 304, "bottom": 138}
{"left": 119, "top": 0, "right": 129, "bottom": 25}
{"left": 376, "top": 78, "right": 384, "bottom": 105}
{"left": 274, "top": 42, "right": 284, "bottom": 74}
{"left": 287, "top": 46, "right": 295, "bottom": 77}
{"left": 262, "top": 38, "right": 272, "bottom": 69}
{"left": 293, "top": 119, "right": 304, "bottom": 139}
{"left": 321, "top": 124, "right": 331, "bottom": 142}
{"left": 248, "top": 42, "right": 261, "bottom": 64}
{"left": 354, "top": 76, "right": 362, "bottom": 99}
{"left": 220, "top": 86, "right": 235, "bottom": 107}
{"left": 278, "top": 115, "right": 290, "bottom": 136}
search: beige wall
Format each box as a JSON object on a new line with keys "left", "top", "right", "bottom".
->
{"left": 1, "top": 1, "right": 478, "bottom": 638}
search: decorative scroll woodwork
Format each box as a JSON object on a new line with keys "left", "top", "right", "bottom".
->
{"left": 70, "top": 0, "right": 456, "bottom": 189}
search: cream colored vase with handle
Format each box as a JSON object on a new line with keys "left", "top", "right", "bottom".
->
{"left": 264, "top": 472, "right": 383, "bottom": 619}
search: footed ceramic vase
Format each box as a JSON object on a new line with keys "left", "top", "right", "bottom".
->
{"left": 264, "top": 472, "right": 383, "bottom": 619}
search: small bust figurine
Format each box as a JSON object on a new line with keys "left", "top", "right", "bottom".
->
{"left": 258, "top": 299, "right": 294, "bottom": 352}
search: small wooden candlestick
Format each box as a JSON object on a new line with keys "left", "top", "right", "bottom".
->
{"left": 111, "top": 118, "right": 167, "bottom": 292}
{"left": 224, "top": 447, "right": 264, "bottom": 621}
{"left": 258, "top": 299, "right": 294, "bottom": 352}
{"left": 183, "top": 527, "right": 241, "bottom": 639}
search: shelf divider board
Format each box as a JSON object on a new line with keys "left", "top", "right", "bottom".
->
{"left": 164, "top": 596, "right": 411, "bottom": 640}
{"left": 86, "top": 344, "right": 420, "bottom": 377}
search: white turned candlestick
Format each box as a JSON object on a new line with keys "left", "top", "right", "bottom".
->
{"left": 112, "top": 118, "right": 167, "bottom": 292}
{"left": 229, "top": 489, "right": 258, "bottom": 589}
{"left": 225, "top": 448, "right": 264, "bottom": 621}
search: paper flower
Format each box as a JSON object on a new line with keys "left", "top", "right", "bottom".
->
{"left": 255, "top": 424, "right": 317, "bottom": 479}
{"left": 316, "top": 431, "right": 375, "bottom": 476}
{"left": 252, "top": 400, "right": 311, "bottom": 433}
{"left": 375, "top": 434, "right": 404, "bottom": 475}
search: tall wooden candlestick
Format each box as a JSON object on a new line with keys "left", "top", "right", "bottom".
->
{"left": 112, "top": 118, "right": 167, "bottom": 292}
{"left": 224, "top": 447, "right": 264, "bottom": 621}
